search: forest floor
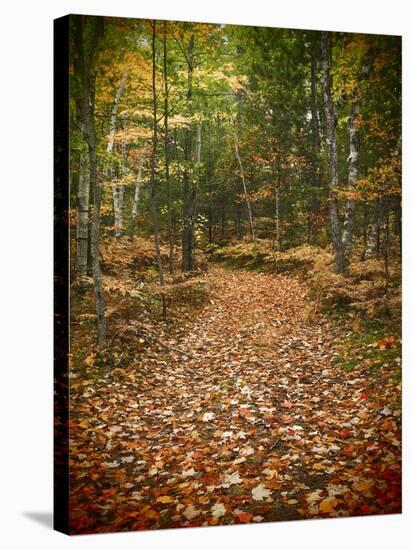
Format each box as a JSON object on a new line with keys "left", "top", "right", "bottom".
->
{"left": 69, "top": 260, "right": 401, "bottom": 534}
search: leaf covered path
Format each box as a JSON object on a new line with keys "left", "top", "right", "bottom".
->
{"left": 69, "top": 266, "right": 401, "bottom": 533}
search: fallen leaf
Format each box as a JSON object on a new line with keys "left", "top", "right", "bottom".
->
{"left": 156, "top": 495, "right": 174, "bottom": 504}
{"left": 183, "top": 504, "right": 201, "bottom": 520}
{"left": 211, "top": 503, "right": 226, "bottom": 518}
{"left": 319, "top": 496, "right": 338, "bottom": 513}
{"left": 252, "top": 484, "right": 272, "bottom": 501}
{"left": 238, "top": 513, "right": 253, "bottom": 523}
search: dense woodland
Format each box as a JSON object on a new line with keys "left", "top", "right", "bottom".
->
{"left": 67, "top": 15, "right": 401, "bottom": 533}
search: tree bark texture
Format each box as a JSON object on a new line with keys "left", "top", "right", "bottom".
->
{"left": 150, "top": 21, "right": 167, "bottom": 316}
{"left": 233, "top": 125, "right": 255, "bottom": 242}
{"left": 130, "top": 141, "right": 147, "bottom": 237}
{"left": 163, "top": 22, "right": 174, "bottom": 274}
{"left": 320, "top": 31, "right": 346, "bottom": 273}
{"left": 76, "top": 147, "right": 90, "bottom": 276}
{"left": 364, "top": 138, "right": 401, "bottom": 259}
{"left": 341, "top": 57, "right": 369, "bottom": 253}
{"left": 107, "top": 73, "right": 127, "bottom": 238}
{"left": 182, "top": 35, "right": 195, "bottom": 272}
{"left": 309, "top": 35, "right": 321, "bottom": 242}
{"left": 75, "top": 15, "right": 106, "bottom": 343}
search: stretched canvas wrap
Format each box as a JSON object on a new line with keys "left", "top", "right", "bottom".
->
{"left": 54, "top": 14, "right": 402, "bottom": 535}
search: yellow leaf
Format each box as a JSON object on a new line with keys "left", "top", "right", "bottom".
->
{"left": 84, "top": 353, "right": 96, "bottom": 366}
{"left": 156, "top": 495, "right": 173, "bottom": 504}
{"left": 319, "top": 496, "right": 338, "bottom": 513}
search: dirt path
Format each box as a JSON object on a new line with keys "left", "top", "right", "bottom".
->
{"left": 69, "top": 266, "right": 401, "bottom": 533}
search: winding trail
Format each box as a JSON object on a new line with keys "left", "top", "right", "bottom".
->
{"left": 69, "top": 266, "right": 401, "bottom": 533}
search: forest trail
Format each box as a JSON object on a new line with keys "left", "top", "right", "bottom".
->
{"left": 69, "top": 265, "right": 401, "bottom": 533}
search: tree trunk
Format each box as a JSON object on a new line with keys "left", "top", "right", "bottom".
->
{"left": 75, "top": 16, "right": 106, "bottom": 343}
{"left": 364, "top": 138, "right": 400, "bottom": 259}
{"left": 190, "top": 119, "right": 202, "bottom": 262}
{"left": 274, "top": 183, "right": 281, "bottom": 251}
{"left": 364, "top": 199, "right": 385, "bottom": 259}
{"left": 341, "top": 57, "right": 369, "bottom": 254}
{"left": 76, "top": 147, "right": 89, "bottom": 276}
{"left": 89, "top": 124, "right": 106, "bottom": 344}
{"left": 150, "top": 21, "right": 167, "bottom": 316}
{"left": 130, "top": 141, "right": 147, "bottom": 237}
{"left": 163, "top": 22, "right": 174, "bottom": 274}
{"left": 206, "top": 126, "right": 214, "bottom": 243}
{"left": 107, "top": 73, "right": 127, "bottom": 238}
{"left": 309, "top": 35, "right": 321, "bottom": 242}
{"left": 118, "top": 137, "right": 127, "bottom": 234}
{"left": 395, "top": 195, "right": 402, "bottom": 257}
{"left": 383, "top": 212, "right": 390, "bottom": 291}
{"left": 320, "top": 31, "right": 345, "bottom": 273}
{"left": 182, "top": 35, "right": 195, "bottom": 272}
{"left": 233, "top": 125, "right": 255, "bottom": 242}
{"left": 221, "top": 206, "right": 225, "bottom": 238}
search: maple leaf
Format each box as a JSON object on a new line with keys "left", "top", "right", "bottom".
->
{"left": 220, "top": 471, "right": 243, "bottom": 487}
{"left": 144, "top": 509, "right": 160, "bottom": 521}
{"left": 262, "top": 468, "right": 278, "bottom": 480}
{"left": 252, "top": 484, "right": 272, "bottom": 501}
{"left": 319, "top": 496, "right": 338, "bottom": 513}
{"left": 211, "top": 503, "right": 226, "bottom": 518}
{"left": 102, "top": 461, "right": 120, "bottom": 468}
{"left": 156, "top": 495, "right": 174, "bottom": 504}
{"left": 240, "top": 446, "right": 255, "bottom": 456}
{"left": 237, "top": 512, "right": 253, "bottom": 523}
{"left": 181, "top": 467, "right": 197, "bottom": 478}
{"left": 380, "top": 406, "right": 392, "bottom": 416}
{"left": 183, "top": 504, "right": 201, "bottom": 520}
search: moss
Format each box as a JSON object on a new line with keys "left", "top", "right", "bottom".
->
{"left": 333, "top": 317, "right": 401, "bottom": 374}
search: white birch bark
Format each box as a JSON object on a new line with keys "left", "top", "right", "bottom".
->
{"left": 107, "top": 73, "right": 127, "bottom": 155}
{"left": 76, "top": 149, "right": 90, "bottom": 276}
{"left": 130, "top": 141, "right": 147, "bottom": 237}
{"left": 233, "top": 125, "right": 255, "bottom": 242}
{"left": 118, "top": 138, "right": 127, "bottom": 233}
{"left": 342, "top": 58, "right": 369, "bottom": 252}
{"left": 320, "top": 31, "right": 345, "bottom": 273}
{"left": 107, "top": 72, "right": 127, "bottom": 238}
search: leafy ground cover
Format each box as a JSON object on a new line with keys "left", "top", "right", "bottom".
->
{"left": 68, "top": 249, "right": 401, "bottom": 534}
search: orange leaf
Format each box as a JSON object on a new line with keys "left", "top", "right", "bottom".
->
{"left": 156, "top": 495, "right": 174, "bottom": 504}
{"left": 319, "top": 496, "right": 338, "bottom": 513}
{"left": 237, "top": 513, "right": 253, "bottom": 523}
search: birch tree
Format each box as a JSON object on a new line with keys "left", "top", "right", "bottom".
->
{"left": 76, "top": 146, "right": 89, "bottom": 276}
{"left": 163, "top": 21, "right": 174, "bottom": 273}
{"left": 130, "top": 141, "right": 147, "bottom": 238}
{"left": 233, "top": 124, "right": 255, "bottom": 243}
{"left": 308, "top": 35, "right": 321, "bottom": 242}
{"left": 74, "top": 15, "right": 106, "bottom": 343}
{"left": 181, "top": 34, "right": 195, "bottom": 272}
{"left": 107, "top": 72, "right": 127, "bottom": 238}
{"left": 341, "top": 54, "right": 370, "bottom": 253}
{"left": 150, "top": 21, "right": 167, "bottom": 315}
{"left": 320, "top": 31, "right": 346, "bottom": 273}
